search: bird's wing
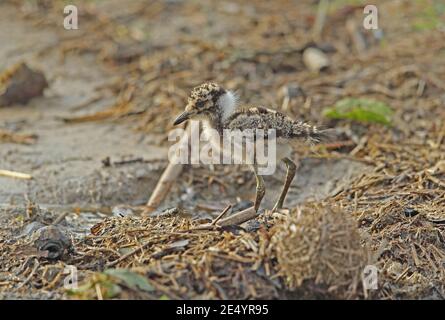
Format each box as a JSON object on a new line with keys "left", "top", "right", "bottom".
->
{"left": 224, "top": 107, "right": 329, "bottom": 143}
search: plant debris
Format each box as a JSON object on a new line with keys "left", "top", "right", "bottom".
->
{"left": 0, "top": 129, "right": 37, "bottom": 145}
{"left": 272, "top": 204, "right": 367, "bottom": 298}
{"left": 1, "top": 0, "right": 445, "bottom": 300}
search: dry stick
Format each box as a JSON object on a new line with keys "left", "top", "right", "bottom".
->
{"left": 305, "top": 0, "right": 330, "bottom": 73}
{"left": 346, "top": 19, "right": 367, "bottom": 56}
{"left": 16, "top": 258, "right": 39, "bottom": 289}
{"left": 0, "top": 169, "right": 33, "bottom": 180}
{"left": 312, "top": 0, "right": 329, "bottom": 42}
{"left": 0, "top": 129, "right": 36, "bottom": 144}
{"left": 95, "top": 284, "right": 104, "bottom": 300}
{"left": 145, "top": 163, "right": 183, "bottom": 213}
{"left": 106, "top": 241, "right": 152, "bottom": 268}
{"left": 186, "top": 206, "right": 257, "bottom": 232}
{"left": 144, "top": 124, "right": 190, "bottom": 214}
{"left": 216, "top": 206, "right": 258, "bottom": 227}
{"left": 52, "top": 211, "right": 69, "bottom": 225}
{"left": 211, "top": 204, "right": 232, "bottom": 226}
{"left": 70, "top": 95, "right": 102, "bottom": 111}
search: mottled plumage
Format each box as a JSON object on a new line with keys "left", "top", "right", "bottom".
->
{"left": 174, "top": 82, "right": 330, "bottom": 212}
{"left": 224, "top": 106, "right": 325, "bottom": 144}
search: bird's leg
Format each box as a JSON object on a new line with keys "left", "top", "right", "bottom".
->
{"left": 250, "top": 164, "right": 265, "bottom": 212}
{"left": 272, "top": 157, "right": 297, "bottom": 212}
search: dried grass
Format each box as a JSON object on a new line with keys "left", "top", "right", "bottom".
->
{"left": 272, "top": 204, "right": 367, "bottom": 298}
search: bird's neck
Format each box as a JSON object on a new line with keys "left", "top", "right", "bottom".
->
{"left": 218, "top": 90, "right": 238, "bottom": 121}
{"left": 207, "top": 90, "right": 238, "bottom": 132}
{"left": 210, "top": 90, "right": 238, "bottom": 131}
{"left": 206, "top": 110, "right": 224, "bottom": 134}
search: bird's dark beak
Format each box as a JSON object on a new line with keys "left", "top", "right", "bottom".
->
{"left": 173, "top": 111, "right": 192, "bottom": 126}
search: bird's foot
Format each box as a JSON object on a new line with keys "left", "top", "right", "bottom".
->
{"left": 274, "top": 208, "right": 290, "bottom": 214}
{"left": 271, "top": 201, "right": 283, "bottom": 213}
{"left": 271, "top": 202, "right": 290, "bottom": 215}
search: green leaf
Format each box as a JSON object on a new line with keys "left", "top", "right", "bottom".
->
{"left": 323, "top": 98, "right": 393, "bottom": 125}
{"left": 66, "top": 274, "right": 122, "bottom": 299}
{"left": 66, "top": 282, "right": 93, "bottom": 296}
{"left": 104, "top": 269, "right": 154, "bottom": 292}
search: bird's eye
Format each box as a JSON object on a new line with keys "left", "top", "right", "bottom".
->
{"left": 196, "top": 101, "right": 205, "bottom": 109}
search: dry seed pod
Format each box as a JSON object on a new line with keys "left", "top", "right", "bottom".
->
{"left": 272, "top": 204, "right": 367, "bottom": 297}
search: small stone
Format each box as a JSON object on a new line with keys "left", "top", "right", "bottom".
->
{"left": 302, "top": 47, "right": 330, "bottom": 73}
{"left": 0, "top": 62, "right": 48, "bottom": 107}
{"left": 112, "top": 205, "right": 134, "bottom": 217}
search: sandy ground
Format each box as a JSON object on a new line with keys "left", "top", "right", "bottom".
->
{"left": 0, "top": 3, "right": 367, "bottom": 214}
{"left": 0, "top": 4, "right": 167, "bottom": 207}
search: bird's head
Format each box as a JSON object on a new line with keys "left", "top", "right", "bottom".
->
{"left": 173, "top": 82, "right": 237, "bottom": 125}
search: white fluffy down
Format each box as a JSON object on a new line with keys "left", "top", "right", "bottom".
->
{"left": 217, "top": 90, "right": 238, "bottom": 121}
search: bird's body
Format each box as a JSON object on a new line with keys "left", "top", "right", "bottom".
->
{"left": 203, "top": 106, "right": 312, "bottom": 169}
{"left": 174, "top": 82, "right": 330, "bottom": 211}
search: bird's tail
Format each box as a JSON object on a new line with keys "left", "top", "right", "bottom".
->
{"left": 292, "top": 121, "right": 335, "bottom": 145}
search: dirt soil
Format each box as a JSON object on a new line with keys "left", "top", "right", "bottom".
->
{"left": 0, "top": 0, "right": 445, "bottom": 300}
